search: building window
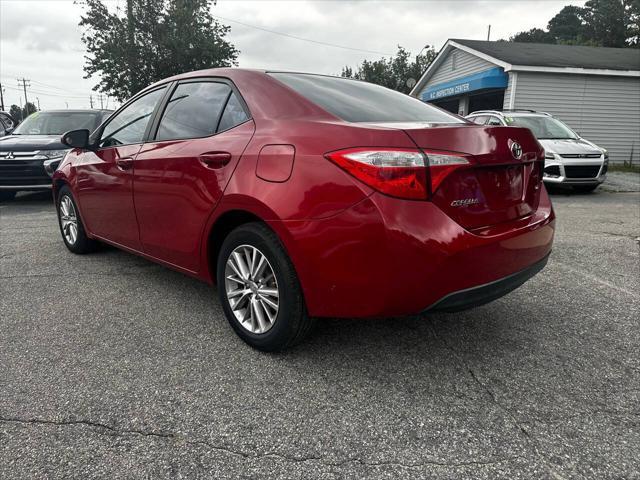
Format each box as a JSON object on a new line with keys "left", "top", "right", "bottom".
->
{"left": 451, "top": 52, "right": 457, "bottom": 71}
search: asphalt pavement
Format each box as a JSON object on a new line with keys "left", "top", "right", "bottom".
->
{"left": 1, "top": 178, "right": 639, "bottom": 479}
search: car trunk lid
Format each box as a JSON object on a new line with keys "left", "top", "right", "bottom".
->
{"left": 403, "top": 124, "right": 544, "bottom": 231}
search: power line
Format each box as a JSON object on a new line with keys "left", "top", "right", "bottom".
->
{"left": 212, "top": 15, "right": 393, "bottom": 56}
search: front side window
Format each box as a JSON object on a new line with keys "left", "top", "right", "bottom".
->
{"left": 269, "top": 72, "right": 463, "bottom": 124}
{"left": 486, "top": 116, "right": 503, "bottom": 126}
{"left": 100, "top": 87, "right": 166, "bottom": 147}
{"left": 155, "top": 82, "right": 231, "bottom": 141}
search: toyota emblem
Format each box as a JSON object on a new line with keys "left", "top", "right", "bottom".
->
{"left": 510, "top": 141, "right": 523, "bottom": 160}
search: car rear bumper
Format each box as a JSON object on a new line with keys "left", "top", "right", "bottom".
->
{"left": 276, "top": 187, "right": 555, "bottom": 318}
{"left": 425, "top": 253, "right": 550, "bottom": 313}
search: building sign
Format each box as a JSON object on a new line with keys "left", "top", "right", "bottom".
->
{"left": 421, "top": 67, "right": 508, "bottom": 102}
{"left": 428, "top": 83, "right": 471, "bottom": 99}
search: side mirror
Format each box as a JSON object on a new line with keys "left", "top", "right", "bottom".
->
{"left": 61, "top": 129, "right": 91, "bottom": 149}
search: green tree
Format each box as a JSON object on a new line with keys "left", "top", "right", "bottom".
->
{"left": 23, "top": 102, "right": 37, "bottom": 118}
{"left": 509, "top": 0, "right": 639, "bottom": 47}
{"left": 582, "top": 0, "right": 628, "bottom": 46}
{"left": 80, "top": 0, "right": 239, "bottom": 101}
{"left": 627, "top": 0, "right": 640, "bottom": 46}
{"left": 9, "top": 104, "right": 22, "bottom": 122}
{"left": 509, "top": 28, "right": 557, "bottom": 43}
{"left": 548, "top": 6, "right": 585, "bottom": 43}
{"left": 341, "top": 45, "right": 437, "bottom": 94}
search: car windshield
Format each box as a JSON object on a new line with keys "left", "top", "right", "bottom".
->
{"left": 13, "top": 111, "right": 102, "bottom": 135}
{"left": 503, "top": 115, "right": 578, "bottom": 140}
{"left": 269, "top": 72, "right": 464, "bottom": 124}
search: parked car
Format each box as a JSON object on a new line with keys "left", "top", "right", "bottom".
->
{"left": 0, "top": 111, "right": 17, "bottom": 137}
{"left": 0, "top": 109, "right": 112, "bottom": 201}
{"left": 53, "top": 69, "right": 555, "bottom": 351}
{"left": 466, "top": 110, "right": 607, "bottom": 193}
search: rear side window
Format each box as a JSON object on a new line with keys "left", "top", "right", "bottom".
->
{"left": 486, "top": 116, "right": 503, "bottom": 126}
{"left": 156, "top": 82, "right": 231, "bottom": 141}
{"left": 469, "top": 115, "right": 488, "bottom": 125}
{"left": 217, "top": 93, "right": 249, "bottom": 132}
{"left": 269, "top": 72, "right": 463, "bottom": 124}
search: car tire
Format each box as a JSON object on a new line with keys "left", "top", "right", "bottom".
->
{"left": 0, "top": 191, "right": 16, "bottom": 202}
{"left": 573, "top": 185, "right": 599, "bottom": 193}
{"left": 216, "top": 222, "right": 314, "bottom": 351}
{"left": 56, "top": 186, "right": 99, "bottom": 254}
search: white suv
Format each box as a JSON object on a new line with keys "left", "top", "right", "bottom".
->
{"left": 467, "top": 110, "right": 608, "bottom": 193}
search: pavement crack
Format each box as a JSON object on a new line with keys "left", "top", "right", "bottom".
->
{"left": 428, "top": 324, "right": 577, "bottom": 480}
{"left": 1, "top": 414, "right": 518, "bottom": 469}
{"left": 0, "top": 416, "right": 173, "bottom": 439}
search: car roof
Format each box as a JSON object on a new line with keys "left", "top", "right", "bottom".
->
{"left": 467, "top": 110, "right": 552, "bottom": 117}
{"left": 35, "top": 109, "right": 113, "bottom": 114}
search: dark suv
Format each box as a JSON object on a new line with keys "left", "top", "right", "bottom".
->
{"left": 0, "top": 109, "right": 112, "bottom": 200}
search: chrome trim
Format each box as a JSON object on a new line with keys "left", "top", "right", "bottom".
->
{"left": 0, "top": 151, "right": 47, "bottom": 161}
{"left": 559, "top": 153, "right": 602, "bottom": 159}
{"left": 0, "top": 184, "right": 52, "bottom": 190}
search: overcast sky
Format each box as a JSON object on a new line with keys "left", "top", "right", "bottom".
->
{"left": 0, "top": 0, "right": 585, "bottom": 110}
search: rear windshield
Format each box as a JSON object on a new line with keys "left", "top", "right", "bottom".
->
{"left": 269, "top": 72, "right": 463, "bottom": 124}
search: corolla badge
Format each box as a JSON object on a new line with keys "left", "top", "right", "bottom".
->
{"left": 451, "top": 198, "right": 479, "bottom": 207}
{"left": 510, "top": 141, "right": 523, "bottom": 160}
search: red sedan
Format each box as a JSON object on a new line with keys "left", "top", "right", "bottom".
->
{"left": 53, "top": 69, "right": 555, "bottom": 351}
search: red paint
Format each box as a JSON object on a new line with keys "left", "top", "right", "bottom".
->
{"left": 256, "top": 144, "right": 295, "bottom": 182}
{"left": 54, "top": 68, "right": 555, "bottom": 318}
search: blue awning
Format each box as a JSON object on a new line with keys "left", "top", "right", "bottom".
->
{"left": 421, "top": 67, "right": 508, "bottom": 102}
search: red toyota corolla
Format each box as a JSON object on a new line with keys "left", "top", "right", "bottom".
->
{"left": 53, "top": 68, "right": 554, "bottom": 351}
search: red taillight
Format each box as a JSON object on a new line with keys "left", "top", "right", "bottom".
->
{"left": 324, "top": 148, "right": 469, "bottom": 199}
{"left": 425, "top": 152, "right": 471, "bottom": 192}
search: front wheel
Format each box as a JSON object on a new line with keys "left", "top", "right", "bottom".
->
{"left": 216, "top": 222, "right": 314, "bottom": 351}
{"left": 56, "top": 186, "right": 99, "bottom": 254}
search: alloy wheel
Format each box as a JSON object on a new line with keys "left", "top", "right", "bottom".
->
{"left": 59, "top": 195, "right": 79, "bottom": 245}
{"left": 224, "top": 245, "right": 279, "bottom": 334}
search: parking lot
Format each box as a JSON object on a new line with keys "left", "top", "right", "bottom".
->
{"left": 1, "top": 177, "right": 638, "bottom": 479}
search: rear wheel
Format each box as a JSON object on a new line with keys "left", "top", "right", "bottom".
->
{"left": 0, "top": 191, "right": 16, "bottom": 202}
{"left": 56, "top": 186, "right": 99, "bottom": 254}
{"left": 216, "top": 222, "right": 314, "bottom": 351}
{"left": 573, "top": 184, "right": 599, "bottom": 193}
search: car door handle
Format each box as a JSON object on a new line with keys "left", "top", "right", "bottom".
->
{"left": 199, "top": 152, "right": 232, "bottom": 169}
{"left": 116, "top": 157, "right": 134, "bottom": 170}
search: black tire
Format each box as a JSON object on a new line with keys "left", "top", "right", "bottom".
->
{"left": 56, "top": 186, "right": 99, "bottom": 254}
{"left": 0, "top": 191, "right": 16, "bottom": 202}
{"left": 216, "top": 222, "right": 314, "bottom": 351}
{"left": 573, "top": 184, "right": 599, "bottom": 193}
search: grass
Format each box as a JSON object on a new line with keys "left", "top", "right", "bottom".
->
{"left": 609, "top": 162, "right": 640, "bottom": 174}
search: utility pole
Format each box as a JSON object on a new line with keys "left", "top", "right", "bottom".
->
{"left": 98, "top": 94, "right": 104, "bottom": 109}
{"left": 487, "top": 25, "right": 491, "bottom": 41}
{"left": 36, "top": 97, "right": 40, "bottom": 111}
{"left": 17, "top": 78, "right": 31, "bottom": 115}
{"left": 0, "top": 83, "right": 5, "bottom": 111}
{"left": 89, "top": 95, "right": 94, "bottom": 108}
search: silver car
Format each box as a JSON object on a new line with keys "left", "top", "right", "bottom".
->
{"left": 467, "top": 110, "right": 607, "bottom": 193}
